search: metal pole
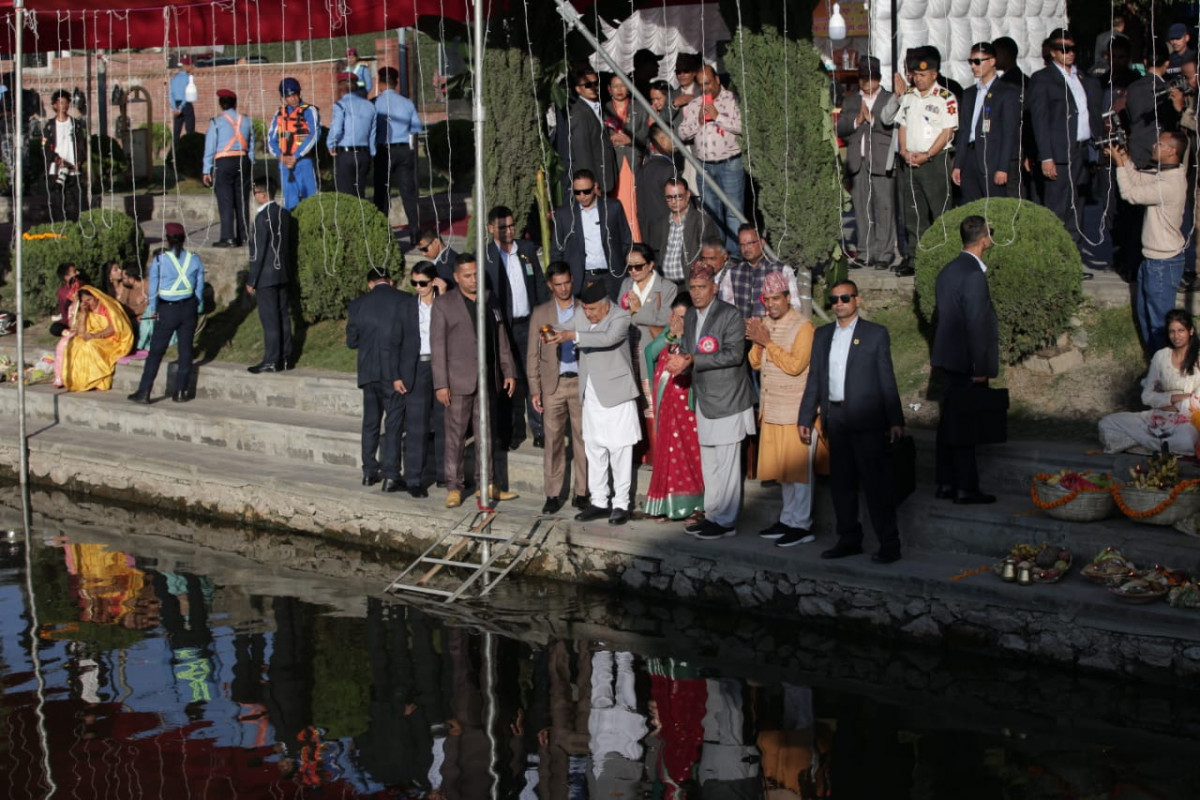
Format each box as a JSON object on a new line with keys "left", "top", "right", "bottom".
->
{"left": 14, "top": 0, "right": 29, "bottom": 499}
{"left": 472, "top": 0, "right": 492, "bottom": 508}
{"left": 550, "top": 0, "right": 822, "bottom": 319}
{"left": 398, "top": 28, "right": 410, "bottom": 98}
{"left": 98, "top": 54, "right": 108, "bottom": 138}
{"left": 889, "top": 0, "right": 899, "bottom": 83}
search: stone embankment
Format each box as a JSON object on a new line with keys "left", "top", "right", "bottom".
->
{"left": 2, "top": 342, "right": 1200, "bottom": 680}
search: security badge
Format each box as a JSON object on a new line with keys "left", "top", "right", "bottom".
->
{"left": 697, "top": 335, "right": 719, "bottom": 354}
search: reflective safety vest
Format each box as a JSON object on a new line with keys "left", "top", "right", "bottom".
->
{"left": 215, "top": 111, "right": 248, "bottom": 158}
{"left": 276, "top": 104, "right": 313, "bottom": 156}
{"left": 160, "top": 251, "right": 195, "bottom": 299}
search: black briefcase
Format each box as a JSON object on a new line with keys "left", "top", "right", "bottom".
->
{"left": 886, "top": 434, "right": 917, "bottom": 506}
{"left": 942, "top": 385, "right": 1009, "bottom": 446}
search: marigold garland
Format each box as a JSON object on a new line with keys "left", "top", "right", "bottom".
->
{"left": 1112, "top": 479, "right": 1200, "bottom": 519}
{"left": 1030, "top": 473, "right": 1112, "bottom": 510}
{"left": 22, "top": 232, "right": 64, "bottom": 241}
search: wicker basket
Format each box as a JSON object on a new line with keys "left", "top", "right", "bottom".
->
{"left": 1115, "top": 486, "right": 1200, "bottom": 526}
{"left": 1032, "top": 480, "right": 1116, "bottom": 522}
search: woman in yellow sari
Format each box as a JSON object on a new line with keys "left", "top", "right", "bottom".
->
{"left": 57, "top": 286, "right": 134, "bottom": 391}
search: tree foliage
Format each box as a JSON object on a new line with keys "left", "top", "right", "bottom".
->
{"left": 481, "top": 44, "right": 547, "bottom": 238}
{"left": 724, "top": 26, "right": 842, "bottom": 270}
{"left": 292, "top": 193, "right": 401, "bottom": 321}
{"left": 914, "top": 198, "right": 1084, "bottom": 364}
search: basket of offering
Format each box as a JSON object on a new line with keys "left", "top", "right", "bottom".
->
{"left": 1081, "top": 547, "right": 1136, "bottom": 586}
{"left": 994, "top": 542, "right": 1073, "bottom": 584}
{"left": 1169, "top": 581, "right": 1200, "bottom": 609}
{"left": 1112, "top": 453, "right": 1200, "bottom": 526}
{"left": 1109, "top": 570, "right": 1170, "bottom": 604}
{"left": 1030, "top": 471, "right": 1115, "bottom": 522}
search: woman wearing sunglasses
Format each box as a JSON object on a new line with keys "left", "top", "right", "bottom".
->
{"left": 402, "top": 261, "right": 446, "bottom": 495}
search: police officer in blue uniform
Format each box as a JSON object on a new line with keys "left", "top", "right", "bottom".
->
{"left": 373, "top": 66, "right": 424, "bottom": 241}
{"left": 169, "top": 56, "right": 195, "bottom": 143}
{"left": 327, "top": 73, "right": 377, "bottom": 199}
{"left": 346, "top": 48, "right": 373, "bottom": 97}
{"left": 202, "top": 89, "right": 255, "bottom": 247}
{"left": 267, "top": 78, "right": 321, "bottom": 211}
{"left": 128, "top": 223, "right": 205, "bottom": 404}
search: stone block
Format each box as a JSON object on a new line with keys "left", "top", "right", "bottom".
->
{"left": 798, "top": 596, "right": 837, "bottom": 618}
{"left": 900, "top": 615, "right": 940, "bottom": 638}
{"left": 672, "top": 574, "right": 696, "bottom": 599}
{"left": 1048, "top": 348, "right": 1084, "bottom": 374}
{"left": 1071, "top": 330, "right": 1089, "bottom": 349}
{"left": 632, "top": 558, "right": 659, "bottom": 574}
{"left": 998, "top": 633, "right": 1030, "bottom": 652}
{"left": 648, "top": 575, "right": 671, "bottom": 592}
{"left": 621, "top": 568, "right": 648, "bottom": 590}
{"left": 1022, "top": 355, "right": 1053, "bottom": 376}
{"left": 794, "top": 580, "right": 816, "bottom": 596}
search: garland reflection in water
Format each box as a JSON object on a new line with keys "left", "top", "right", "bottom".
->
{"left": 1, "top": 517, "right": 1200, "bottom": 798}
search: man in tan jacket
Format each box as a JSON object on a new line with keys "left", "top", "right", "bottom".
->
{"left": 528, "top": 262, "right": 589, "bottom": 515}
{"left": 747, "top": 271, "right": 818, "bottom": 548}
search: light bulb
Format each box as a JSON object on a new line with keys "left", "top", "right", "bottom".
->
{"left": 829, "top": 2, "right": 847, "bottom": 41}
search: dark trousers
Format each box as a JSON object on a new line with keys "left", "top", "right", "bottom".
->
{"left": 826, "top": 403, "right": 901, "bottom": 556}
{"left": 405, "top": 360, "right": 446, "bottom": 488}
{"left": 173, "top": 105, "right": 195, "bottom": 141}
{"left": 958, "top": 157, "right": 1020, "bottom": 204}
{"left": 214, "top": 155, "right": 251, "bottom": 243}
{"left": 255, "top": 284, "right": 292, "bottom": 367}
{"left": 362, "top": 380, "right": 406, "bottom": 481}
{"left": 334, "top": 149, "right": 371, "bottom": 199}
{"left": 374, "top": 143, "right": 418, "bottom": 232}
{"left": 1039, "top": 143, "right": 1089, "bottom": 246}
{"left": 137, "top": 297, "right": 198, "bottom": 397}
{"left": 935, "top": 371, "right": 980, "bottom": 494}
{"left": 499, "top": 316, "right": 543, "bottom": 446}
{"left": 47, "top": 173, "right": 88, "bottom": 223}
{"left": 899, "top": 151, "right": 951, "bottom": 261}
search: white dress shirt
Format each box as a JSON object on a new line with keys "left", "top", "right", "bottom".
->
{"left": 828, "top": 316, "right": 859, "bottom": 402}
{"left": 418, "top": 296, "right": 433, "bottom": 355}
{"left": 499, "top": 242, "right": 531, "bottom": 319}
{"left": 1054, "top": 63, "right": 1092, "bottom": 142}
{"left": 581, "top": 204, "right": 607, "bottom": 272}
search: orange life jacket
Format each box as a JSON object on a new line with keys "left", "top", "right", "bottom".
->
{"left": 275, "top": 104, "right": 313, "bottom": 156}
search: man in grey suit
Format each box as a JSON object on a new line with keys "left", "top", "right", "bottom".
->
{"left": 837, "top": 57, "right": 896, "bottom": 269}
{"left": 246, "top": 178, "right": 292, "bottom": 372}
{"left": 664, "top": 263, "right": 756, "bottom": 539}
{"left": 546, "top": 280, "right": 642, "bottom": 525}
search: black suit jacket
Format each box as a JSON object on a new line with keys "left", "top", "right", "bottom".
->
{"left": 248, "top": 202, "right": 291, "bottom": 289}
{"left": 930, "top": 252, "right": 999, "bottom": 378}
{"left": 1029, "top": 65, "right": 1102, "bottom": 164}
{"left": 636, "top": 151, "right": 679, "bottom": 247}
{"left": 953, "top": 80, "right": 1020, "bottom": 176}
{"left": 549, "top": 197, "right": 633, "bottom": 291}
{"left": 1125, "top": 73, "right": 1182, "bottom": 169}
{"left": 346, "top": 283, "right": 419, "bottom": 389}
{"left": 798, "top": 317, "right": 904, "bottom": 433}
{"left": 484, "top": 239, "right": 547, "bottom": 324}
{"left": 431, "top": 246, "right": 459, "bottom": 290}
{"left": 556, "top": 96, "right": 617, "bottom": 194}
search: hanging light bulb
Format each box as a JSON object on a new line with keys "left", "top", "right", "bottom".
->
{"left": 829, "top": 2, "right": 848, "bottom": 41}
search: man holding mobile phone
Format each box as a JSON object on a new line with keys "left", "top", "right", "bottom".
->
{"left": 677, "top": 65, "right": 744, "bottom": 255}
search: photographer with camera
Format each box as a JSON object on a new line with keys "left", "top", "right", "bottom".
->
{"left": 1108, "top": 131, "right": 1189, "bottom": 353}
{"left": 31, "top": 89, "right": 88, "bottom": 223}
{"left": 1125, "top": 40, "right": 1184, "bottom": 169}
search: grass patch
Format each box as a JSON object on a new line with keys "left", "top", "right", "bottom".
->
{"left": 195, "top": 294, "right": 355, "bottom": 372}
{"left": 870, "top": 305, "right": 931, "bottom": 399}
{"left": 1080, "top": 302, "right": 1141, "bottom": 362}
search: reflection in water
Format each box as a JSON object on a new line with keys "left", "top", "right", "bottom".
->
{"left": 1, "top": 520, "right": 1200, "bottom": 798}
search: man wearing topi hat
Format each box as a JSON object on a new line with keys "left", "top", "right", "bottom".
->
{"left": 267, "top": 78, "right": 321, "bottom": 210}
{"left": 128, "top": 223, "right": 205, "bottom": 404}
{"left": 202, "top": 88, "right": 255, "bottom": 247}
{"left": 543, "top": 279, "right": 641, "bottom": 526}
{"left": 328, "top": 72, "right": 377, "bottom": 199}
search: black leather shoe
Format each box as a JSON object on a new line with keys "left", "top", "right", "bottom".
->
{"left": 954, "top": 491, "right": 997, "bottom": 505}
{"left": 542, "top": 497, "right": 564, "bottom": 515}
{"left": 533, "top": 435, "right": 545, "bottom": 449}
{"left": 408, "top": 485, "right": 429, "bottom": 498}
{"left": 872, "top": 550, "right": 902, "bottom": 564}
{"left": 172, "top": 390, "right": 190, "bottom": 403}
{"left": 127, "top": 391, "right": 151, "bottom": 404}
{"left": 575, "top": 504, "right": 610, "bottom": 522}
{"left": 362, "top": 473, "right": 382, "bottom": 487}
{"left": 893, "top": 264, "right": 915, "bottom": 277}
{"left": 572, "top": 494, "right": 590, "bottom": 510}
{"left": 381, "top": 478, "right": 404, "bottom": 493}
{"left": 608, "top": 508, "right": 630, "bottom": 525}
{"left": 820, "top": 543, "right": 864, "bottom": 559}
{"left": 213, "top": 239, "right": 238, "bottom": 248}
{"left": 247, "top": 362, "right": 280, "bottom": 374}
{"left": 935, "top": 485, "right": 956, "bottom": 500}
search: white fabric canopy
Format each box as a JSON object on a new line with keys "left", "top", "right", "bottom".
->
{"left": 590, "top": 3, "right": 731, "bottom": 80}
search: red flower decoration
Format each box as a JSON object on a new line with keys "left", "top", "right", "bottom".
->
{"left": 620, "top": 292, "right": 631, "bottom": 310}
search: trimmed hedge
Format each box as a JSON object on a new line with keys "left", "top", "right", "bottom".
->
{"left": 292, "top": 192, "right": 401, "bottom": 321}
{"left": 914, "top": 198, "right": 1083, "bottom": 364}
{"left": 16, "top": 209, "right": 146, "bottom": 316}
{"left": 168, "top": 132, "right": 207, "bottom": 180}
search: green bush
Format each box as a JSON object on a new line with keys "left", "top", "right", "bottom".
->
{"left": 251, "top": 118, "right": 267, "bottom": 155}
{"left": 168, "top": 132, "right": 207, "bottom": 179}
{"left": 292, "top": 193, "right": 401, "bottom": 321}
{"left": 15, "top": 209, "right": 147, "bottom": 315}
{"left": 425, "top": 119, "right": 474, "bottom": 186}
{"left": 140, "top": 121, "right": 172, "bottom": 155}
{"left": 89, "top": 134, "right": 130, "bottom": 190}
{"left": 914, "top": 198, "right": 1083, "bottom": 364}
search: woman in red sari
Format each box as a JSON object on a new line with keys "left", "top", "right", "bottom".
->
{"left": 643, "top": 293, "right": 704, "bottom": 521}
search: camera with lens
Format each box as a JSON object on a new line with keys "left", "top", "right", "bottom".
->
{"left": 1157, "top": 67, "right": 1191, "bottom": 98}
{"left": 1093, "top": 109, "right": 1128, "bottom": 151}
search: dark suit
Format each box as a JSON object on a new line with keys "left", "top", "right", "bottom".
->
{"left": 549, "top": 197, "right": 633, "bottom": 300}
{"left": 798, "top": 316, "right": 904, "bottom": 556}
{"left": 931, "top": 252, "right": 999, "bottom": 495}
{"left": 431, "top": 288, "right": 517, "bottom": 492}
{"left": 432, "top": 246, "right": 459, "bottom": 290}
{"left": 1029, "top": 65, "right": 1101, "bottom": 243}
{"left": 953, "top": 79, "right": 1021, "bottom": 202}
{"left": 485, "top": 239, "right": 548, "bottom": 446}
{"left": 347, "top": 283, "right": 420, "bottom": 482}
{"left": 636, "top": 151, "right": 680, "bottom": 250}
{"left": 837, "top": 88, "right": 896, "bottom": 264}
{"left": 248, "top": 201, "right": 292, "bottom": 367}
{"left": 556, "top": 96, "right": 617, "bottom": 195}
{"left": 646, "top": 201, "right": 718, "bottom": 283}
{"left": 998, "top": 66, "right": 1037, "bottom": 200}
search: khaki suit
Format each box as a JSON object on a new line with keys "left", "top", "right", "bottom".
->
{"left": 528, "top": 299, "right": 588, "bottom": 499}
{"left": 431, "top": 288, "right": 516, "bottom": 491}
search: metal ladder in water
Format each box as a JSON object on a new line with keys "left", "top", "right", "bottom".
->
{"left": 384, "top": 511, "right": 546, "bottom": 603}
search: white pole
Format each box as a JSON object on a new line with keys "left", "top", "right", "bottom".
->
{"left": 472, "top": 0, "right": 492, "bottom": 509}
{"left": 14, "top": 0, "right": 29, "bottom": 495}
